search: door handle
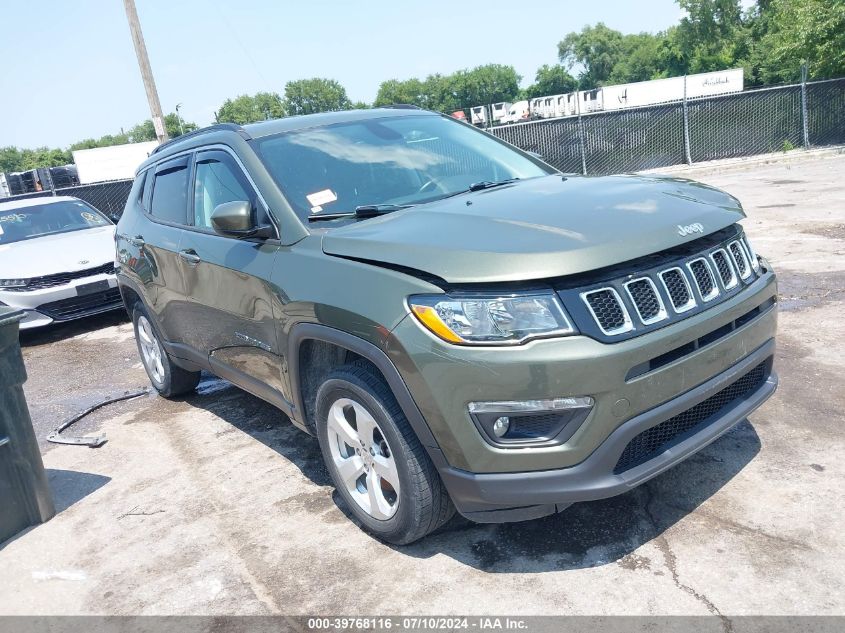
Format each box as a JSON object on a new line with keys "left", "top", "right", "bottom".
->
{"left": 0, "top": 436, "right": 9, "bottom": 448}
{"left": 128, "top": 235, "right": 145, "bottom": 247}
{"left": 179, "top": 249, "right": 201, "bottom": 265}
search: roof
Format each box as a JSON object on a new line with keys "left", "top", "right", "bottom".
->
{"left": 0, "top": 195, "right": 81, "bottom": 211}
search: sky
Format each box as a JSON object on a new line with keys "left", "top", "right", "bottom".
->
{"left": 0, "top": 0, "right": 685, "bottom": 149}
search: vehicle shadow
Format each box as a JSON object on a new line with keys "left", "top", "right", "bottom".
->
{"left": 182, "top": 382, "right": 761, "bottom": 572}
{"left": 406, "top": 420, "right": 761, "bottom": 572}
{"left": 18, "top": 310, "right": 128, "bottom": 347}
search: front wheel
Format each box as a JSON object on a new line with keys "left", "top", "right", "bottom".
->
{"left": 132, "top": 304, "right": 200, "bottom": 398}
{"left": 315, "top": 362, "right": 454, "bottom": 544}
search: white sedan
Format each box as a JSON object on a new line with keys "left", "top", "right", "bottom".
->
{"left": 0, "top": 196, "right": 122, "bottom": 329}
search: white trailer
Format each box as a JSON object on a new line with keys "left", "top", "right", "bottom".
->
{"left": 470, "top": 105, "right": 488, "bottom": 126}
{"left": 490, "top": 102, "right": 512, "bottom": 124}
{"left": 477, "top": 68, "right": 745, "bottom": 126}
{"left": 71, "top": 141, "right": 159, "bottom": 184}
{"left": 593, "top": 68, "right": 744, "bottom": 112}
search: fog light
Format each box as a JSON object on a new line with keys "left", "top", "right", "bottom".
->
{"left": 492, "top": 416, "right": 510, "bottom": 438}
{"left": 468, "top": 396, "right": 594, "bottom": 447}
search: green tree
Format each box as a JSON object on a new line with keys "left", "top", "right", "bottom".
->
{"left": 126, "top": 113, "right": 197, "bottom": 142}
{"left": 752, "top": 0, "right": 845, "bottom": 83}
{"left": 559, "top": 23, "right": 626, "bottom": 88}
{"left": 448, "top": 64, "right": 521, "bottom": 109}
{"left": 374, "top": 78, "right": 430, "bottom": 107}
{"left": 0, "top": 147, "right": 24, "bottom": 173}
{"left": 283, "top": 78, "right": 352, "bottom": 115}
{"left": 373, "top": 65, "right": 520, "bottom": 112}
{"left": 608, "top": 32, "right": 671, "bottom": 83}
{"left": 522, "top": 64, "right": 578, "bottom": 99}
{"left": 671, "top": 0, "right": 747, "bottom": 74}
{"left": 0, "top": 146, "right": 72, "bottom": 172}
{"left": 559, "top": 23, "right": 675, "bottom": 89}
{"left": 216, "top": 92, "right": 286, "bottom": 124}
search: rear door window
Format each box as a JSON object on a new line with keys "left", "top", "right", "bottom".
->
{"left": 150, "top": 158, "right": 190, "bottom": 224}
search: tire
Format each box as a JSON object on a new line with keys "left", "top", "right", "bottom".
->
{"left": 132, "top": 303, "right": 200, "bottom": 398}
{"left": 315, "top": 361, "right": 455, "bottom": 544}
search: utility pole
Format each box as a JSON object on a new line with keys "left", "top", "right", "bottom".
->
{"left": 123, "top": 0, "right": 169, "bottom": 144}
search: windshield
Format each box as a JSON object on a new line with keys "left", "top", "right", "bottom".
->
{"left": 0, "top": 199, "right": 112, "bottom": 245}
{"left": 253, "top": 113, "right": 554, "bottom": 221}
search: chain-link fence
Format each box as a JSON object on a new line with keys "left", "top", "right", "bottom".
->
{"left": 490, "top": 77, "right": 845, "bottom": 175}
{"left": 0, "top": 179, "right": 134, "bottom": 218}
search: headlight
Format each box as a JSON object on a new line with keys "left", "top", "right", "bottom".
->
{"left": 0, "top": 279, "right": 27, "bottom": 288}
{"left": 409, "top": 292, "right": 576, "bottom": 345}
{"left": 742, "top": 236, "right": 761, "bottom": 272}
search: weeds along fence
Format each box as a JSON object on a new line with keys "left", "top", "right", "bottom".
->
{"left": 490, "top": 77, "right": 845, "bottom": 175}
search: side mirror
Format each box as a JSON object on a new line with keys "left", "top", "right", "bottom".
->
{"left": 210, "top": 201, "right": 274, "bottom": 239}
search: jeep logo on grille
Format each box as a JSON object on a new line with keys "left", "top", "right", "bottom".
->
{"left": 677, "top": 223, "right": 704, "bottom": 237}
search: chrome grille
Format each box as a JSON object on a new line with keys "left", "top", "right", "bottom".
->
{"left": 3, "top": 262, "right": 116, "bottom": 292}
{"left": 742, "top": 237, "right": 761, "bottom": 272}
{"left": 659, "top": 268, "right": 697, "bottom": 313}
{"left": 624, "top": 278, "right": 666, "bottom": 324}
{"left": 572, "top": 230, "right": 762, "bottom": 338}
{"left": 711, "top": 249, "right": 738, "bottom": 289}
{"left": 687, "top": 258, "right": 719, "bottom": 301}
{"left": 582, "top": 288, "right": 632, "bottom": 334}
{"left": 728, "top": 241, "right": 750, "bottom": 279}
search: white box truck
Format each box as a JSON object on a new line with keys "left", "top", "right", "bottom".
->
{"left": 500, "top": 100, "right": 531, "bottom": 124}
{"left": 71, "top": 140, "right": 159, "bottom": 184}
{"left": 470, "top": 105, "right": 488, "bottom": 126}
{"left": 491, "top": 102, "right": 512, "bottom": 124}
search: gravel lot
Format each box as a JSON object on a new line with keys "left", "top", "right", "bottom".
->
{"left": 2, "top": 151, "right": 844, "bottom": 618}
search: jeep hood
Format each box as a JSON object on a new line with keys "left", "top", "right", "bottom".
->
{"left": 321, "top": 174, "right": 745, "bottom": 284}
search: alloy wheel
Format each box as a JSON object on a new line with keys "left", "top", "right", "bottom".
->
{"left": 326, "top": 397, "right": 401, "bottom": 520}
{"left": 137, "top": 315, "right": 165, "bottom": 385}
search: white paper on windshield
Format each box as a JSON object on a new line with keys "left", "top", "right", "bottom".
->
{"left": 0, "top": 223, "right": 4, "bottom": 235}
{"left": 306, "top": 189, "right": 337, "bottom": 208}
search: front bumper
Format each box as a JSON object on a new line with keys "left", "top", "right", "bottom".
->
{"left": 0, "top": 274, "right": 121, "bottom": 330}
{"left": 438, "top": 339, "right": 777, "bottom": 521}
{"left": 386, "top": 269, "right": 778, "bottom": 474}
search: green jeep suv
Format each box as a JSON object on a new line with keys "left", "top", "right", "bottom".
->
{"left": 116, "top": 107, "right": 778, "bottom": 544}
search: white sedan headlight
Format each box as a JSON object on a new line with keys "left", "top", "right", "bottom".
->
{"left": 0, "top": 279, "right": 27, "bottom": 288}
{"left": 409, "top": 292, "right": 576, "bottom": 345}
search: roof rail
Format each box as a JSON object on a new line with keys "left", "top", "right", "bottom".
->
{"left": 381, "top": 104, "right": 422, "bottom": 110}
{"left": 151, "top": 123, "right": 251, "bottom": 155}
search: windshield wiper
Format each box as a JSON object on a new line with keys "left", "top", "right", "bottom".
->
{"left": 467, "top": 177, "right": 520, "bottom": 192}
{"left": 432, "top": 178, "right": 521, "bottom": 202}
{"left": 308, "top": 203, "right": 414, "bottom": 222}
{"left": 353, "top": 203, "right": 415, "bottom": 216}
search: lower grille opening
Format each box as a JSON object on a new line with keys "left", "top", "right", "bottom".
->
{"left": 36, "top": 288, "right": 122, "bottom": 321}
{"left": 614, "top": 361, "right": 768, "bottom": 474}
{"left": 626, "top": 297, "right": 776, "bottom": 380}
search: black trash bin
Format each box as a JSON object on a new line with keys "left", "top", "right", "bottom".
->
{"left": 0, "top": 308, "right": 55, "bottom": 543}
